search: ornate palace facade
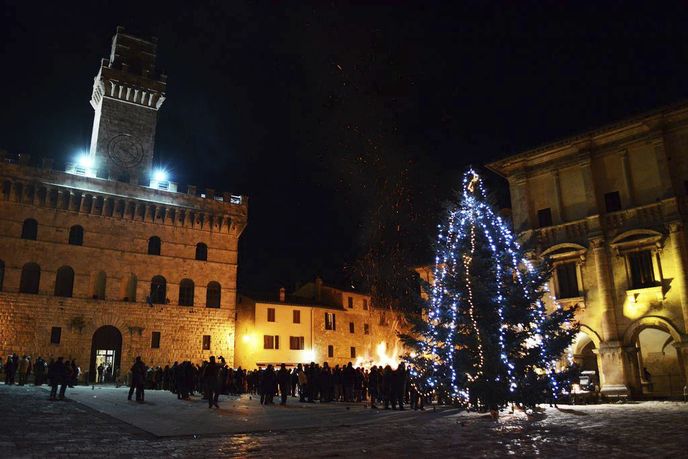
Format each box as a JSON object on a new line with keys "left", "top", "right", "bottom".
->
{"left": 0, "top": 27, "right": 247, "bottom": 380}
{"left": 487, "top": 103, "right": 688, "bottom": 397}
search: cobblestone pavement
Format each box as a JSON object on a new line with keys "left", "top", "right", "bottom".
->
{"left": 1, "top": 384, "right": 687, "bottom": 458}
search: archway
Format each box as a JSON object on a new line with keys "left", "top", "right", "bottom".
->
{"left": 623, "top": 317, "right": 685, "bottom": 398}
{"left": 635, "top": 328, "right": 683, "bottom": 397}
{"left": 572, "top": 331, "right": 600, "bottom": 391}
{"left": 89, "top": 326, "right": 122, "bottom": 383}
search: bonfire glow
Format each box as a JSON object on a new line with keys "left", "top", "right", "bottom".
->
{"left": 354, "top": 341, "right": 403, "bottom": 369}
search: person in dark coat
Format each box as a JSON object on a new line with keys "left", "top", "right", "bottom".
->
{"left": 5, "top": 355, "right": 16, "bottom": 385}
{"left": 33, "top": 357, "right": 46, "bottom": 386}
{"left": 48, "top": 357, "right": 68, "bottom": 400}
{"left": 261, "top": 365, "right": 277, "bottom": 405}
{"left": 342, "top": 362, "right": 355, "bottom": 402}
{"left": 202, "top": 356, "right": 221, "bottom": 408}
{"left": 368, "top": 366, "right": 379, "bottom": 409}
{"left": 128, "top": 356, "right": 146, "bottom": 402}
{"left": 290, "top": 367, "right": 299, "bottom": 397}
{"left": 392, "top": 363, "right": 406, "bottom": 410}
{"left": 382, "top": 365, "right": 393, "bottom": 409}
{"left": 277, "top": 363, "right": 290, "bottom": 405}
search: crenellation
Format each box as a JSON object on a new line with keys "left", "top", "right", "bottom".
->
{"left": 0, "top": 28, "right": 245, "bottom": 380}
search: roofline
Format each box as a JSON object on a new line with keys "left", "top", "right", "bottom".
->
{"left": 486, "top": 99, "right": 688, "bottom": 177}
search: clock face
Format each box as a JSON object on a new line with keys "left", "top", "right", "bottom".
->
{"left": 107, "top": 134, "right": 144, "bottom": 169}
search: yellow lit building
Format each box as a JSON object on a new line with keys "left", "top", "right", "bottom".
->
{"left": 487, "top": 102, "right": 688, "bottom": 397}
{"left": 234, "top": 280, "right": 407, "bottom": 369}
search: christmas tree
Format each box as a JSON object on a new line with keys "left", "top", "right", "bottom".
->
{"left": 402, "top": 169, "right": 578, "bottom": 410}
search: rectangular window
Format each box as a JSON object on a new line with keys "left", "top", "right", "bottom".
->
{"left": 350, "top": 347, "right": 356, "bottom": 358}
{"left": 628, "top": 250, "right": 655, "bottom": 289}
{"left": 202, "top": 335, "right": 211, "bottom": 350}
{"left": 363, "top": 299, "right": 368, "bottom": 310}
{"left": 349, "top": 321, "right": 355, "bottom": 333}
{"left": 267, "top": 308, "right": 276, "bottom": 322}
{"left": 328, "top": 345, "right": 334, "bottom": 358}
{"left": 555, "top": 263, "right": 579, "bottom": 299}
{"left": 264, "top": 335, "right": 280, "bottom": 349}
{"left": 293, "top": 309, "right": 301, "bottom": 324}
{"left": 50, "top": 326, "right": 61, "bottom": 344}
{"left": 379, "top": 312, "right": 387, "bottom": 326}
{"left": 289, "top": 336, "right": 305, "bottom": 350}
{"left": 605, "top": 191, "right": 622, "bottom": 213}
{"left": 537, "top": 208, "right": 553, "bottom": 228}
{"left": 364, "top": 323, "right": 370, "bottom": 335}
{"left": 325, "top": 312, "right": 336, "bottom": 330}
{"left": 151, "top": 331, "right": 161, "bottom": 349}
{"left": 347, "top": 296, "right": 353, "bottom": 308}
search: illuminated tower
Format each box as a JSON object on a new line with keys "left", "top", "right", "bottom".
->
{"left": 88, "top": 26, "right": 167, "bottom": 183}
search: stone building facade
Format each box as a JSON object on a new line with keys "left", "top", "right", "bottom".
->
{"left": 487, "top": 102, "right": 688, "bottom": 397}
{"left": 0, "top": 27, "right": 247, "bottom": 381}
{"left": 234, "top": 280, "right": 407, "bottom": 369}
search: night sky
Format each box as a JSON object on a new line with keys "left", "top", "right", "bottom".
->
{"left": 2, "top": 1, "right": 688, "bottom": 292}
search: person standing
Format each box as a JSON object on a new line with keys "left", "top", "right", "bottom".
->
{"left": 392, "top": 363, "right": 407, "bottom": 410}
{"left": 18, "top": 356, "right": 29, "bottom": 386}
{"left": 277, "top": 363, "right": 290, "bottom": 405}
{"left": 297, "top": 364, "right": 308, "bottom": 402}
{"left": 33, "top": 357, "right": 46, "bottom": 386}
{"left": 128, "top": 356, "right": 146, "bottom": 403}
{"left": 368, "top": 366, "right": 379, "bottom": 409}
{"left": 97, "top": 364, "right": 104, "bottom": 383}
{"left": 202, "top": 356, "right": 221, "bottom": 408}
{"left": 261, "top": 365, "right": 277, "bottom": 405}
{"left": 48, "top": 357, "right": 68, "bottom": 401}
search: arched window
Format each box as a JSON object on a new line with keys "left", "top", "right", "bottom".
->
{"left": 0, "top": 260, "right": 4, "bottom": 291}
{"left": 148, "top": 236, "right": 161, "bottom": 255}
{"left": 68, "top": 225, "right": 84, "bottom": 246}
{"left": 94, "top": 271, "right": 106, "bottom": 299}
{"left": 54, "top": 266, "right": 75, "bottom": 297}
{"left": 20, "top": 262, "right": 40, "bottom": 294}
{"left": 21, "top": 218, "right": 38, "bottom": 240}
{"left": 178, "top": 279, "right": 195, "bottom": 306}
{"left": 206, "top": 281, "right": 221, "bottom": 308}
{"left": 195, "top": 243, "right": 208, "bottom": 261}
{"left": 150, "top": 275, "right": 166, "bottom": 304}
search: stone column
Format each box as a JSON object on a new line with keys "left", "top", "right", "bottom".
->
{"left": 668, "top": 223, "right": 688, "bottom": 333}
{"left": 508, "top": 172, "right": 531, "bottom": 232}
{"left": 590, "top": 237, "right": 618, "bottom": 341}
{"left": 672, "top": 341, "right": 688, "bottom": 390}
{"left": 590, "top": 236, "right": 631, "bottom": 396}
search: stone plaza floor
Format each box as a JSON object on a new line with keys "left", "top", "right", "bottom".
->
{"left": 0, "top": 383, "right": 687, "bottom": 458}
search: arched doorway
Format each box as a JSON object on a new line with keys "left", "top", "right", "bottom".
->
{"left": 635, "top": 328, "right": 683, "bottom": 397}
{"left": 89, "top": 326, "right": 122, "bottom": 383}
{"left": 573, "top": 331, "right": 600, "bottom": 392}
{"left": 624, "top": 317, "right": 685, "bottom": 398}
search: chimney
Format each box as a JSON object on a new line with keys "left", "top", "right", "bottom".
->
{"left": 42, "top": 158, "right": 53, "bottom": 170}
{"left": 187, "top": 185, "right": 196, "bottom": 196}
{"left": 315, "top": 277, "right": 323, "bottom": 302}
{"left": 279, "top": 288, "right": 286, "bottom": 303}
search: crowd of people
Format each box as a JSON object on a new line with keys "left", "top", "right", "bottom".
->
{"left": 2, "top": 353, "right": 80, "bottom": 400}
{"left": 126, "top": 357, "right": 426, "bottom": 410}
{"left": 2, "top": 352, "right": 427, "bottom": 410}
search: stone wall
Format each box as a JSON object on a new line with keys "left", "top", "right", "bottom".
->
{"left": 0, "top": 292, "right": 235, "bottom": 377}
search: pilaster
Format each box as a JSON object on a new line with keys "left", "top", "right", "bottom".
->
{"left": 590, "top": 236, "right": 619, "bottom": 341}
{"left": 668, "top": 222, "right": 688, "bottom": 333}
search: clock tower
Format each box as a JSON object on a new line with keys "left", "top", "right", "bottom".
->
{"left": 89, "top": 26, "right": 167, "bottom": 183}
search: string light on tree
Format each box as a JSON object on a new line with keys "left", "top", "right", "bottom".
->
{"left": 402, "top": 168, "right": 579, "bottom": 410}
